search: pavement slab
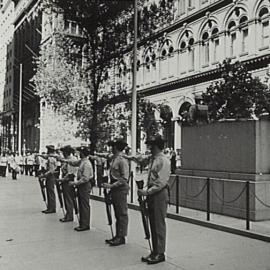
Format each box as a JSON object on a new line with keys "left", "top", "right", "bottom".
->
{"left": 0, "top": 175, "right": 270, "bottom": 270}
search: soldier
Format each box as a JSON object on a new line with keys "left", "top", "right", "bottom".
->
{"left": 126, "top": 135, "right": 170, "bottom": 264}
{"left": 61, "top": 146, "right": 93, "bottom": 231}
{"left": 96, "top": 138, "right": 130, "bottom": 246}
{"left": 58, "top": 145, "right": 78, "bottom": 223}
{"left": 39, "top": 145, "right": 58, "bottom": 214}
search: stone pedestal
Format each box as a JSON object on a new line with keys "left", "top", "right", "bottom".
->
{"left": 170, "top": 119, "right": 270, "bottom": 221}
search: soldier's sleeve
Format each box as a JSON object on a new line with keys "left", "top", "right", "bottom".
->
{"left": 147, "top": 157, "right": 171, "bottom": 195}
{"left": 111, "top": 158, "right": 129, "bottom": 189}
{"left": 65, "top": 159, "right": 81, "bottom": 167}
{"left": 76, "top": 162, "right": 93, "bottom": 185}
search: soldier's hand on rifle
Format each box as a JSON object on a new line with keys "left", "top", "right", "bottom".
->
{"left": 102, "top": 183, "right": 112, "bottom": 189}
{"left": 138, "top": 189, "right": 148, "bottom": 196}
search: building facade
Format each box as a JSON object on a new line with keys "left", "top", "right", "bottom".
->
{"left": 12, "top": 0, "right": 42, "bottom": 153}
{"left": 101, "top": 0, "right": 270, "bottom": 152}
{"left": 0, "top": 0, "right": 15, "bottom": 151}
{"left": 39, "top": 7, "right": 86, "bottom": 151}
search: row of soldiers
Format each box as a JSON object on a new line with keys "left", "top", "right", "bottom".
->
{"left": 37, "top": 135, "right": 171, "bottom": 265}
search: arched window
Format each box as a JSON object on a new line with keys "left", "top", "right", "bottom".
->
{"left": 202, "top": 32, "right": 209, "bottom": 65}
{"left": 228, "top": 21, "right": 237, "bottom": 57}
{"left": 179, "top": 30, "right": 195, "bottom": 74}
{"left": 179, "top": 40, "right": 187, "bottom": 73}
{"left": 160, "top": 40, "right": 173, "bottom": 80}
{"left": 259, "top": 7, "right": 270, "bottom": 48}
{"left": 188, "top": 38, "right": 195, "bottom": 71}
{"left": 239, "top": 16, "right": 249, "bottom": 54}
{"left": 178, "top": 0, "right": 185, "bottom": 16}
{"left": 211, "top": 27, "right": 220, "bottom": 62}
{"left": 143, "top": 47, "right": 157, "bottom": 85}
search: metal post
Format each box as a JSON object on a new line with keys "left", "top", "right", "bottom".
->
{"left": 130, "top": 171, "right": 134, "bottom": 203}
{"left": 207, "top": 178, "right": 210, "bottom": 221}
{"left": 176, "top": 175, "right": 179, "bottom": 214}
{"left": 246, "top": 181, "right": 250, "bottom": 230}
{"left": 18, "top": 63, "right": 23, "bottom": 156}
{"left": 131, "top": 0, "right": 138, "bottom": 169}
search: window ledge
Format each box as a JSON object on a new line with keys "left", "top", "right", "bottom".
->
{"left": 202, "top": 64, "right": 209, "bottom": 68}
{"left": 188, "top": 69, "right": 195, "bottom": 72}
{"left": 239, "top": 52, "right": 249, "bottom": 57}
{"left": 259, "top": 46, "right": 269, "bottom": 51}
{"left": 211, "top": 61, "right": 219, "bottom": 65}
{"left": 180, "top": 71, "right": 186, "bottom": 75}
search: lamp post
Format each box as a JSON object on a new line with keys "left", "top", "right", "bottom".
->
{"left": 131, "top": 0, "right": 138, "bottom": 159}
{"left": 18, "top": 63, "right": 23, "bottom": 156}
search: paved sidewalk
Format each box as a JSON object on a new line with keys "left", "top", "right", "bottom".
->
{"left": 0, "top": 175, "right": 270, "bottom": 270}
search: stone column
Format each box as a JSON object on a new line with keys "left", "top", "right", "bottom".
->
{"left": 174, "top": 120, "right": 182, "bottom": 150}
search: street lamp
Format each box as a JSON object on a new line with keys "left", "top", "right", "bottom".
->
{"left": 131, "top": 0, "right": 138, "bottom": 159}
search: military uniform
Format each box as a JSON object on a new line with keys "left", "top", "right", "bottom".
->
{"left": 146, "top": 152, "right": 170, "bottom": 256}
{"left": 44, "top": 156, "right": 58, "bottom": 212}
{"left": 67, "top": 154, "right": 93, "bottom": 230}
{"left": 61, "top": 155, "right": 78, "bottom": 221}
{"left": 109, "top": 154, "right": 130, "bottom": 241}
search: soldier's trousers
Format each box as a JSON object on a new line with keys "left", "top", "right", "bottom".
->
{"left": 62, "top": 175, "right": 75, "bottom": 219}
{"left": 77, "top": 182, "right": 91, "bottom": 228}
{"left": 111, "top": 189, "right": 128, "bottom": 237}
{"left": 147, "top": 188, "right": 168, "bottom": 255}
{"left": 45, "top": 174, "right": 56, "bottom": 211}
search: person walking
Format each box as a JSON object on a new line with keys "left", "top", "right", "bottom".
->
{"left": 0, "top": 152, "right": 8, "bottom": 177}
{"left": 10, "top": 152, "right": 20, "bottom": 180}
{"left": 126, "top": 135, "right": 171, "bottom": 264}
{"left": 96, "top": 138, "right": 130, "bottom": 246}
{"left": 61, "top": 146, "right": 93, "bottom": 231}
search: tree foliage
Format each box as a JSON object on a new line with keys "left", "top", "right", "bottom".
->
{"left": 202, "top": 59, "right": 270, "bottom": 121}
{"left": 34, "top": 0, "right": 176, "bottom": 151}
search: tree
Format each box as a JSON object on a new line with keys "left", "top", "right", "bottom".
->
{"left": 35, "top": 0, "right": 176, "bottom": 152}
{"left": 202, "top": 59, "right": 270, "bottom": 122}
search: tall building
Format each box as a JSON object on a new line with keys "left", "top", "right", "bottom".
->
{"left": 0, "top": 0, "right": 15, "bottom": 151}
{"left": 101, "top": 0, "right": 270, "bottom": 152}
{"left": 12, "top": 0, "right": 42, "bottom": 152}
{"left": 38, "top": 9, "right": 86, "bottom": 151}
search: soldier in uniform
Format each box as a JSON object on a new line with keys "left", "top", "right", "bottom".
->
{"left": 61, "top": 146, "right": 93, "bottom": 231}
{"left": 58, "top": 145, "right": 77, "bottom": 223}
{"left": 126, "top": 135, "right": 170, "bottom": 264}
{"left": 39, "top": 145, "right": 58, "bottom": 214}
{"left": 96, "top": 138, "right": 130, "bottom": 246}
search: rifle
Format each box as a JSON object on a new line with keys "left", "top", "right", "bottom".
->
{"left": 38, "top": 177, "right": 47, "bottom": 208}
{"left": 136, "top": 180, "right": 152, "bottom": 253}
{"left": 72, "top": 186, "right": 80, "bottom": 223}
{"left": 55, "top": 180, "right": 65, "bottom": 216}
{"left": 102, "top": 176, "right": 114, "bottom": 238}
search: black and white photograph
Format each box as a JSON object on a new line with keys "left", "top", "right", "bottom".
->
{"left": 0, "top": 0, "right": 270, "bottom": 269}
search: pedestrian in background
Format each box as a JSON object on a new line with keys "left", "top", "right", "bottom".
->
{"left": 0, "top": 152, "right": 8, "bottom": 177}
{"left": 10, "top": 152, "right": 20, "bottom": 180}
